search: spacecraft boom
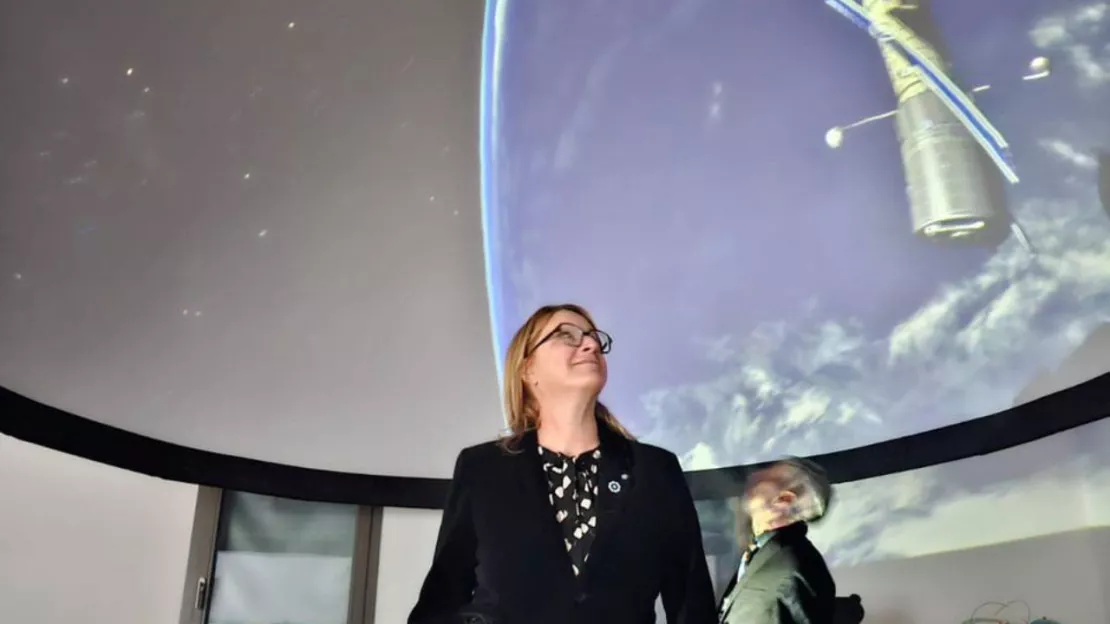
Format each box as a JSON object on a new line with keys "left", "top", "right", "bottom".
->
{"left": 825, "top": 0, "right": 1018, "bottom": 183}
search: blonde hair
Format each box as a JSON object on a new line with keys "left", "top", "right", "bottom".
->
{"left": 498, "top": 303, "right": 634, "bottom": 451}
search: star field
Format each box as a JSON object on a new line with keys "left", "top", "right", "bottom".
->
{"left": 0, "top": 0, "right": 502, "bottom": 478}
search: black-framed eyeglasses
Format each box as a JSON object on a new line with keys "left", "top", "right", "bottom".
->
{"left": 526, "top": 323, "right": 613, "bottom": 356}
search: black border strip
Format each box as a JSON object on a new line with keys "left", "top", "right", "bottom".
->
{"left": 686, "top": 369, "right": 1110, "bottom": 498}
{"left": 3, "top": 373, "right": 1109, "bottom": 509}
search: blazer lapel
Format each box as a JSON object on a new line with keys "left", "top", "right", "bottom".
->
{"left": 720, "top": 541, "right": 778, "bottom": 624}
{"left": 594, "top": 451, "right": 633, "bottom": 526}
{"left": 734, "top": 538, "right": 782, "bottom": 591}
{"left": 579, "top": 426, "right": 636, "bottom": 583}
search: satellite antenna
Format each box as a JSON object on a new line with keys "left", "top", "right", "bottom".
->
{"left": 822, "top": 0, "right": 1051, "bottom": 252}
{"left": 824, "top": 56, "right": 1051, "bottom": 150}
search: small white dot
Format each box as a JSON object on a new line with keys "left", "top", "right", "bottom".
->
{"left": 182, "top": 309, "right": 189, "bottom": 315}
{"left": 258, "top": 229, "right": 268, "bottom": 238}
{"left": 126, "top": 67, "right": 134, "bottom": 76}
{"left": 59, "top": 77, "right": 69, "bottom": 85}
{"left": 142, "top": 86, "right": 151, "bottom": 93}
{"left": 13, "top": 273, "right": 22, "bottom": 280}
{"left": 242, "top": 172, "right": 251, "bottom": 180}
{"left": 194, "top": 311, "right": 202, "bottom": 317}
{"left": 429, "top": 195, "right": 435, "bottom": 202}
{"left": 288, "top": 21, "right": 296, "bottom": 29}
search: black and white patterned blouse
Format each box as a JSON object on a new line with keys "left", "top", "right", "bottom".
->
{"left": 538, "top": 445, "right": 601, "bottom": 577}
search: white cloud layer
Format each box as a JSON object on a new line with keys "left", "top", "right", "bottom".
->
{"left": 1030, "top": 2, "right": 1110, "bottom": 88}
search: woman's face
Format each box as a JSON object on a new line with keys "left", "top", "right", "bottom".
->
{"left": 525, "top": 310, "right": 609, "bottom": 398}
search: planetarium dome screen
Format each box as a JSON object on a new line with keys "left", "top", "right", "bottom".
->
{"left": 2, "top": 0, "right": 1109, "bottom": 537}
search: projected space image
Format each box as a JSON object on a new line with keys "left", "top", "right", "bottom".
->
{"left": 483, "top": 0, "right": 1110, "bottom": 470}
{"left": 701, "top": 415, "right": 1110, "bottom": 574}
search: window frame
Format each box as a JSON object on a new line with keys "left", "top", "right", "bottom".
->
{"left": 178, "top": 487, "right": 383, "bottom": 624}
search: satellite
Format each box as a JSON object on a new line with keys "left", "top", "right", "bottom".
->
{"left": 822, "top": 0, "right": 1050, "bottom": 249}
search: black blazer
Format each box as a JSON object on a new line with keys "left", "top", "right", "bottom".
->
{"left": 408, "top": 421, "right": 717, "bottom": 624}
{"left": 716, "top": 523, "right": 835, "bottom": 624}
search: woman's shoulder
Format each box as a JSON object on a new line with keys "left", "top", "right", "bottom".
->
{"left": 628, "top": 438, "right": 682, "bottom": 469}
{"left": 454, "top": 435, "right": 529, "bottom": 468}
{"left": 455, "top": 439, "right": 506, "bottom": 463}
{"left": 454, "top": 432, "right": 684, "bottom": 470}
{"left": 626, "top": 441, "right": 692, "bottom": 495}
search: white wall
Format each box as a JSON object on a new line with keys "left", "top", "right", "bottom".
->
{"left": 4, "top": 432, "right": 1105, "bottom": 624}
{"left": 376, "top": 509, "right": 1110, "bottom": 624}
{"left": 0, "top": 434, "right": 197, "bottom": 624}
{"left": 375, "top": 507, "right": 444, "bottom": 623}
{"left": 834, "top": 529, "right": 1110, "bottom": 624}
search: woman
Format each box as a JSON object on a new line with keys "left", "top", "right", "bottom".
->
{"left": 409, "top": 304, "right": 717, "bottom": 624}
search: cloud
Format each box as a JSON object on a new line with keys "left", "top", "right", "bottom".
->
{"left": 552, "top": 39, "right": 629, "bottom": 172}
{"left": 683, "top": 442, "right": 719, "bottom": 471}
{"left": 871, "top": 470, "right": 1091, "bottom": 560}
{"left": 648, "top": 187, "right": 1110, "bottom": 476}
{"left": 1040, "top": 138, "right": 1099, "bottom": 170}
{"left": 888, "top": 286, "right": 969, "bottom": 364}
{"left": 806, "top": 469, "right": 935, "bottom": 565}
{"left": 815, "top": 459, "right": 1110, "bottom": 566}
{"left": 794, "top": 416, "right": 1110, "bottom": 566}
{"left": 1029, "top": 2, "right": 1110, "bottom": 88}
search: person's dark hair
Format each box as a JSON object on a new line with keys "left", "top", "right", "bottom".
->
{"left": 732, "top": 457, "right": 835, "bottom": 547}
{"left": 771, "top": 457, "right": 833, "bottom": 522}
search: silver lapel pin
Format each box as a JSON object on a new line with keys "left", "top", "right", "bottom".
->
{"left": 608, "top": 481, "right": 621, "bottom": 493}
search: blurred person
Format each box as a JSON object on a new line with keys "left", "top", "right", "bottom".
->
{"left": 716, "top": 458, "right": 836, "bottom": 624}
{"left": 409, "top": 304, "right": 717, "bottom": 624}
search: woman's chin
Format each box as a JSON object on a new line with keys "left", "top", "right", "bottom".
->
{"left": 567, "top": 373, "right": 605, "bottom": 393}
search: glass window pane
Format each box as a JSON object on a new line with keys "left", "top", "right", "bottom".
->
{"left": 697, "top": 498, "right": 742, "bottom": 598}
{"left": 206, "top": 491, "right": 359, "bottom": 624}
